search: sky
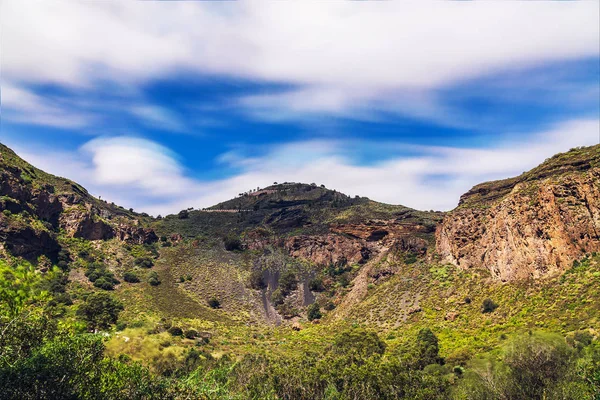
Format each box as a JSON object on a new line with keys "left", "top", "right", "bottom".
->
{"left": 1, "top": 1, "right": 599, "bottom": 216}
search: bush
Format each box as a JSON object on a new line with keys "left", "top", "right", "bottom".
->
{"left": 224, "top": 235, "right": 242, "bottom": 251}
{"left": 94, "top": 278, "right": 116, "bottom": 291}
{"left": 148, "top": 272, "right": 161, "bottom": 286}
{"left": 134, "top": 257, "right": 154, "bottom": 269}
{"left": 168, "top": 326, "right": 183, "bottom": 336}
{"left": 208, "top": 298, "right": 220, "bottom": 309}
{"left": 307, "top": 303, "right": 322, "bottom": 321}
{"left": 249, "top": 270, "right": 265, "bottom": 290}
{"left": 308, "top": 277, "right": 325, "bottom": 292}
{"left": 271, "top": 289, "right": 284, "bottom": 306}
{"left": 184, "top": 329, "right": 198, "bottom": 339}
{"left": 85, "top": 262, "right": 119, "bottom": 290}
{"left": 123, "top": 271, "right": 140, "bottom": 283}
{"left": 279, "top": 271, "right": 298, "bottom": 294}
{"left": 482, "top": 298, "right": 499, "bottom": 313}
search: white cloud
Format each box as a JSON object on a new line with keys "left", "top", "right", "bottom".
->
{"left": 7, "top": 119, "right": 599, "bottom": 216}
{"left": 2, "top": 1, "right": 598, "bottom": 119}
{"left": 1, "top": 83, "right": 98, "bottom": 128}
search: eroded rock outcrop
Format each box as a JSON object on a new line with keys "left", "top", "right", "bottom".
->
{"left": 0, "top": 143, "right": 157, "bottom": 261}
{"left": 437, "top": 146, "right": 600, "bottom": 281}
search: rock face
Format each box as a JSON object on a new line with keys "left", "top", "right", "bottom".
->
{"left": 0, "top": 143, "right": 157, "bottom": 260}
{"left": 246, "top": 219, "right": 433, "bottom": 268}
{"left": 0, "top": 224, "right": 60, "bottom": 261}
{"left": 437, "top": 146, "right": 600, "bottom": 281}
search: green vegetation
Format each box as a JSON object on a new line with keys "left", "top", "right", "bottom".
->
{"left": 123, "top": 271, "right": 140, "bottom": 283}
{"left": 481, "top": 298, "right": 498, "bottom": 313}
{"left": 223, "top": 234, "right": 242, "bottom": 251}
{"left": 207, "top": 297, "right": 221, "bottom": 309}
{"left": 148, "top": 271, "right": 161, "bottom": 286}
{"left": 85, "top": 262, "right": 120, "bottom": 290}
{"left": 307, "top": 303, "right": 322, "bottom": 321}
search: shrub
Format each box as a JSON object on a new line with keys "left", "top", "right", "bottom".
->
{"left": 307, "top": 303, "right": 322, "bottom": 321}
{"left": 168, "top": 326, "right": 183, "bottom": 336}
{"left": 94, "top": 278, "right": 116, "bottom": 291}
{"left": 308, "top": 277, "right": 325, "bottom": 292}
{"left": 279, "top": 271, "right": 298, "bottom": 294}
{"left": 482, "top": 298, "right": 499, "bottom": 313}
{"left": 123, "top": 271, "right": 140, "bottom": 283}
{"left": 208, "top": 298, "right": 220, "bottom": 309}
{"left": 134, "top": 257, "right": 154, "bottom": 269}
{"left": 85, "top": 262, "right": 119, "bottom": 290}
{"left": 148, "top": 272, "right": 161, "bottom": 286}
{"left": 184, "top": 329, "right": 198, "bottom": 339}
{"left": 249, "top": 270, "right": 265, "bottom": 289}
{"left": 333, "top": 327, "right": 386, "bottom": 360}
{"left": 271, "top": 289, "right": 284, "bottom": 306}
{"left": 224, "top": 235, "right": 242, "bottom": 251}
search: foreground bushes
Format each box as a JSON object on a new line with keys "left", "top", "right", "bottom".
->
{"left": 1, "top": 259, "right": 599, "bottom": 399}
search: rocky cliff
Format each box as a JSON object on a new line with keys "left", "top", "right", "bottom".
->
{"left": 0, "top": 143, "right": 156, "bottom": 261}
{"left": 436, "top": 145, "right": 600, "bottom": 281}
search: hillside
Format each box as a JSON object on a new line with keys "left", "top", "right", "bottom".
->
{"left": 152, "top": 182, "right": 442, "bottom": 324}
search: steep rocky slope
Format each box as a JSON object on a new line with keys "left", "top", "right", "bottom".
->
{"left": 0, "top": 143, "right": 156, "bottom": 261}
{"left": 437, "top": 145, "right": 600, "bottom": 281}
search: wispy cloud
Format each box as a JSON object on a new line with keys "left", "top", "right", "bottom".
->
{"left": 3, "top": 1, "right": 598, "bottom": 119}
{"left": 1, "top": 83, "right": 98, "bottom": 128}
{"left": 129, "top": 105, "right": 186, "bottom": 132}
{"left": 8, "top": 118, "right": 599, "bottom": 216}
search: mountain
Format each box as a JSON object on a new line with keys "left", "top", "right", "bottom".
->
{"left": 1, "top": 142, "right": 599, "bottom": 399}
{"left": 437, "top": 145, "right": 600, "bottom": 281}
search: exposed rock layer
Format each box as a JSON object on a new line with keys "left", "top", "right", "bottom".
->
{"left": 437, "top": 146, "right": 600, "bottom": 280}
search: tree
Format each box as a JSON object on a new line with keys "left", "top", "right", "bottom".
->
{"left": 332, "top": 327, "right": 386, "bottom": 362}
{"left": 77, "top": 292, "right": 123, "bottom": 331}
{"left": 307, "top": 303, "right": 322, "bottom": 321}
{"left": 178, "top": 209, "right": 189, "bottom": 219}
{"left": 415, "top": 328, "right": 441, "bottom": 368}
{"left": 0, "top": 260, "right": 47, "bottom": 318}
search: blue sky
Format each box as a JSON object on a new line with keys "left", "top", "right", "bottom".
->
{"left": 1, "top": 1, "right": 599, "bottom": 215}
